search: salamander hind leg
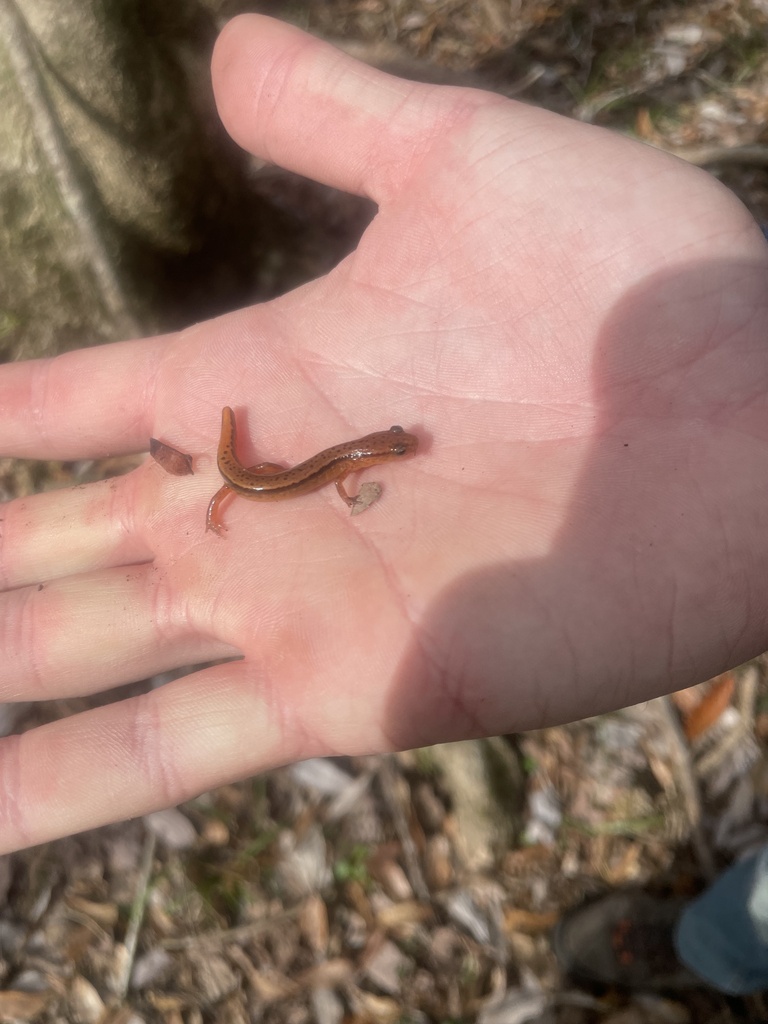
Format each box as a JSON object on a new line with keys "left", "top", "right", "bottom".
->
{"left": 206, "top": 484, "right": 234, "bottom": 536}
{"left": 206, "top": 462, "right": 286, "bottom": 537}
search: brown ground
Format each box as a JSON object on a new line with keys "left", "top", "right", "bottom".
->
{"left": 2, "top": 1, "right": 768, "bottom": 1022}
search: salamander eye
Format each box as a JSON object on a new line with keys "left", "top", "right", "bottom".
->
{"left": 389, "top": 425, "right": 404, "bottom": 433}
{"left": 393, "top": 445, "right": 407, "bottom": 455}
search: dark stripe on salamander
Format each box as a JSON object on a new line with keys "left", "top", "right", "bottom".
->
{"left": 222, "top": 448, "right": 367, "bottom": 497}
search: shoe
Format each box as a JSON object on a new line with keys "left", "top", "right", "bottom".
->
{"left": 553, "top": 890, "right": 701, "bottom": 991}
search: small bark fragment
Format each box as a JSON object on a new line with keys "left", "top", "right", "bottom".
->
{"left": 149, "top": 439, "right": 194, "bottom": 476}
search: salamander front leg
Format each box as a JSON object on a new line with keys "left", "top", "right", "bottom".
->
{"left": 335, "top": 476, "right": 383, "bottom": 516}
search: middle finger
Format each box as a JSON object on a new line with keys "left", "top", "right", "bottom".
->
{"left": 0, "top": 462, "right": 213, "bottom": 589}
{"left": 0, "top": 564, "right": 234, "bottom": 701}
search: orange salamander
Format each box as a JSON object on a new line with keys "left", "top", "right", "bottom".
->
{"left": 206, "top": 406, "right": 419, "bottom": 535}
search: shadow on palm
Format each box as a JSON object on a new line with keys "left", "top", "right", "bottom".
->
{"left": 389, "top": 259, "right": 768, "bottom": 747}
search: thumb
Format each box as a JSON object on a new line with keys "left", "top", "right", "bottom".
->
{"left": 211, "top": 13, "right": 489, "bottom": 202}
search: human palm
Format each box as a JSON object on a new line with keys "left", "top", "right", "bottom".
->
{"left": 1, "top": 14, "right": 767, "bottom": 851}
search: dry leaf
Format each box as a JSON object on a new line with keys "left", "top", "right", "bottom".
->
{"left": 683, "top": 674, "right": 735, "bottom": 740}
{"left": 502, "top": 907, "right": 559, "bottom": 936}
{"left": 300, "top": 894, "right": 329, "bottom": 956}
{"left": 0, "top": 989, "right": 51, "bottom": 1022}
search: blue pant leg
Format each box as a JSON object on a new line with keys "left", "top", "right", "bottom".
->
{"left": 674, "top": 845, "right": 768, "bottom": 995}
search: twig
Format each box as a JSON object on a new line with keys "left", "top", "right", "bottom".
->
{"left": 377, "top": 756, "right": 430, "bottom": 902}
{"left": 576, "top": 67, "right": 670, "bottom": 122}
{"left": 160, "top": 908, "right": 301, "bottom": 951}
{"left": 655, "top": 696, "right": 716, "bottom": 881}
{"left": 736, "top": 662, "right": 760, "bottom": 726}
{"left": 695, "top": 665, "right": 760, "bottom": 788}
{"left": 667, "top": 143, "right": 768, "bottom": 168}
{"left": 113, "top": 830, "right": 156, "bottom": 1000}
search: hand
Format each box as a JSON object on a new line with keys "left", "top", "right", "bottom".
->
{"left": 1, "top": 14, "right": 767, "bottom": 852}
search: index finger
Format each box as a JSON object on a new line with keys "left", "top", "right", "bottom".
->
{"left": 0, "top": 335, "right": 161, "bottom": 459}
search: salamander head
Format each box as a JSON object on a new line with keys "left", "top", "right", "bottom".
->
{"left": 351, "top": 426, "right": 419, "bottom": 462}
{"left": 384, "top": 425, "right": 419, "bottom": 457}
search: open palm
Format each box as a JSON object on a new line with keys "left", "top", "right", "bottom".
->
{"left": 1, "top": 14, "right": 767, "bottom": 851}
